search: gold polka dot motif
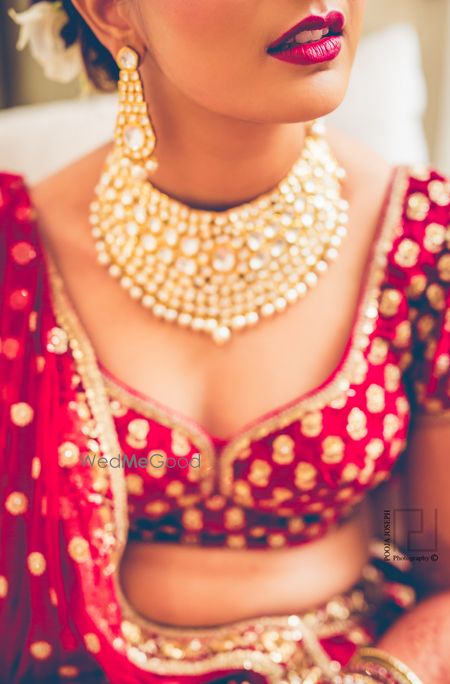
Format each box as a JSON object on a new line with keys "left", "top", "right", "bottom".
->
{"left": 365, "top": 439, "right": 385, "bottom": 460}
{"left": 320, "top": 436, "right": 345, "bottom": 464}
{"left": 126, "top": 473, "right": 144, "bottom": 496}
{"left": 426, "top": 283, "right": 447, "bottom": 311}
{"left": 383, "top": 414, "right": 401, "bottom": 441}
{"left": 406, "top": 274, "right": 427, "bottom": 299}
{"left": 224, "top": 506, "right": 245, "bottom": 530}
{"left": 27, "top": 552, "right": 46, "bottom": 576}
{"left": 379, "top": 288, "right": 402, "bottom": 317}
{"left": 181, "top": 508, "right": 203, "bottom": 531}
{"left": 58, "top": 441, "right": 80, "bottom": 468}
{"left": 299, "top": 411, "right": 323, "bottom": 438}
{"left": 288, "top": 517, "right": 306, "bottom": 534}
{"left": 365, "top": 384, "right": 385, "bottom": 413}
{"left": 0, "top": 576, "right": 8, "bottom": 598}
{"left": 367, "top": 338, "right": 389, "bottom": 365}
{"left": 424, "top": 223, "right": 446, "bottom": 253}
{"left": 346, "top": 407, "right": 368, "bottom": 440}
{"left": 415, "top": 314, "right": 435, "bottom": 341}
{"left": 226, "top": 534, "right": 247, "bottom": 549}
{"left": 144, "top": 500, "right": 170, "bottom": 517}
{"left": 247, "top": 459, "right": 272, "bottom": 487}
{"left": 233, "top": 480, "right": 254, "bottom": 506}
{"left": 29, "top": 641, "right": 52, "bottom": 660}
{"left": 392, "top": 320, "right": 412, "bottom": 348}
{"left": 146, "top": 450, "right": 167, "bottom": 478}
{"left": 267, "top": 533, "right": 286, "bottom": 548}
{"left": 394, "top": 238, "right": 420, "bottom": 268}
{"left": 406, "top": 192, "right": 430, "bottom": 221}
{"left": 271, "top": 434, "right": 295, "bottom": 465}
{"left": 341, "top": 464, "right": 360, "bottom": 483}
{"left": 165, "top": 480, "right": 185, "bottom": 497}
{"left": 31, "top": 457, "right": 41, "bottom": 479}
{"left": 435, "top": 353, "right": 450, "bottom": 377}
{"left": 5, "top": 491, "right": 28, "bottom": 515}
{"left": 126, "top": 417, "right": 150, "bottom": 448}
{"left": 84, "top": 632, "right": 101, "bottom": 654}
{"left": 67, "top": 536, "right": 90, "bottom": 563}
{"left": 437, "top": 253, "right": 450, "bottom": 282}
{"left": 384, "top": 364, "right": 401, "bottom": 393}
{"left": 10, "top": 401, "right": 34, "bottom": 427}
{"left": 171, "top": 430, "right": 191, "bottom": 456}
{"left": 294, "top": 462, "right": 318, "bottom": 491}
{"left": 428, "top": 180, "right": 450, "bottom": 206}
{"left": 58, "top": 665, "right": 80, "bottom": 678}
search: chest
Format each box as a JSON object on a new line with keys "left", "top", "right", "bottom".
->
{"left": 44, "top": 195, "right": 378, "bottom": 441}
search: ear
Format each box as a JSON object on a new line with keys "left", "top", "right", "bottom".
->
{"left": 70, "top": 0, "right": 146, "bottom": 62}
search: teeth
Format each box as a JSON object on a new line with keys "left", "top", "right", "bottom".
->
{"left": 286, "top": 27, "right": 330, "bottom": 45}
{"left": 291, "top": 27, "right": 329, "bottom": 45}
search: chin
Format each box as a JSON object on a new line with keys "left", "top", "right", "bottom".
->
{"left": 258, "top": 86, "right": 348, "bottom": 125}
{"left": 285, "top": 70, "right": 350, "bottom": 122}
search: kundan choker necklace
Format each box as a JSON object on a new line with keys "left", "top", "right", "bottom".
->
{"left": 89, "top": 49, "right": 348, "bottom": 345}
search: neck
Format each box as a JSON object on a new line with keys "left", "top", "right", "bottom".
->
{"left": 140, "top": 68, "right": 307, "bottom": 211}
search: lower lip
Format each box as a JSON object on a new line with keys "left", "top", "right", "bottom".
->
{"left": 267, "top": 35, "right": 342, "bottom": 65}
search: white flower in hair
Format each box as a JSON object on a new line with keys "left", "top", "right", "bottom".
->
{"left": 8, "top": 1, "right": 84, "bottom": 83}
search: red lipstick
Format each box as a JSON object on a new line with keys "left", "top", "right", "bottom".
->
{"left": 267, "top": 10, "right": 345, "bottom": 66}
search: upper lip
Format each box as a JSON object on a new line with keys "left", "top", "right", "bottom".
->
{"left": 267, "top": 10, "right": 345, "bottom": 51}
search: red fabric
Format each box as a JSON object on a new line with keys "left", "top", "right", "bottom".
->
{"left": 0, "top": 167, "right": 449, "bottom": 682}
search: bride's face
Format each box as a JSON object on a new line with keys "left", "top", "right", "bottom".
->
{"left": 132, "top": 0, "right": 366, "bottom": 122}
{"left": 74, "top": 0, "right": 366, "bottom": 123}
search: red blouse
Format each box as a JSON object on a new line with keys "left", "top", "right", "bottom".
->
{"left": 0, "top": 165, "right": 449, "bottom": 682}
{"left": 67, "top": 164, "right": 450, "bottom": 550}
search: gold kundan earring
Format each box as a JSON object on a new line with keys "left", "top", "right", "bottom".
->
{"left": 89, "top": 47, "right": 349, "bottom": 345}
{"left": 114, "top": 45, "right": 158, "bottom": 173}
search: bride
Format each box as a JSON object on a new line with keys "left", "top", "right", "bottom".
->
{"left": 1, "top": 0, "right": 449, "bottom": 682}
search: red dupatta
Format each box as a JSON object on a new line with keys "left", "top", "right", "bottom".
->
{"left": 0, "top": 171, "right": 210, "bottom": 683}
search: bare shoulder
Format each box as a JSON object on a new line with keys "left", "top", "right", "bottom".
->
{"left": 326, "top": 124, "right": 394, "bottom": 210}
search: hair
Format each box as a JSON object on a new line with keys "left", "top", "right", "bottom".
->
{"left": 30, "top": 0, "right": 119, "bottom": 90}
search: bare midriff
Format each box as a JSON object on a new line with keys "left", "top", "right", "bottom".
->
{"left": 118, "top": 501, "right": 372, "bottom": 627}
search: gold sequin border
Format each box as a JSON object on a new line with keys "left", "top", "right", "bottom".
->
{"left": 218, "top": 165, "right": 411, "bottom": 493}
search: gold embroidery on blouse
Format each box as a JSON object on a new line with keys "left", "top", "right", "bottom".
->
{"left": 219, "top": 166, "right": 409, "bottom": 494}
{"left": 424, "top": 223, "right": 446, "bottom": 254}
{"left": 394, "top": 238, "right": 420, "bottom": 268}
{"left": 406, "top": 192, "right": 430, "bottom": 221}
{"left": 437, "top": 253, "right": 450, "bottom": 282}
{"left": 98, "top": 374, "right": 215, "bottom": 497}
{"left": 428, "top": 179, "right": 450, "bottom": 206}
{"left": 379, "top": 288, "right": 402, "bottom": 317}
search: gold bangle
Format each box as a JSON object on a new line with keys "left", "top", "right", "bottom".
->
{"left": 345, "top": 647, "right": 424, "bottom": 684}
